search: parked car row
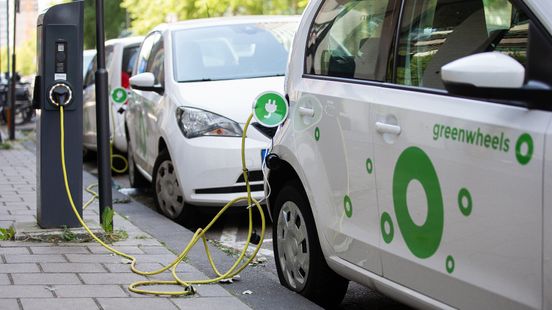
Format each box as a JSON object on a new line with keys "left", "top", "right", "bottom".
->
{"left": 83, "top": 0, "right": 552, "bottom": 308}
{"left": 83, "top": 16, "right": 299, "bottom": 220}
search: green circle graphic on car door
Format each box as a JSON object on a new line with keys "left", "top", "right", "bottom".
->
{"left": 515, "top": 133, "right": 533, "bottom": 165}
{"left": 392, "top": 146, "right": 444, "bottom": 259}
{"left": 343, "top": 195, "right": 352, "bottom": 218}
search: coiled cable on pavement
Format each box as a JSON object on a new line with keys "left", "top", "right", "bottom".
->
{"left": 59, "top": 106, "right": 265, "bottom": 296}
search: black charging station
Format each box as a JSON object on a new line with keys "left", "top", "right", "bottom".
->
{"left": 35, "top": 1, "right": 84, "bottom": 228}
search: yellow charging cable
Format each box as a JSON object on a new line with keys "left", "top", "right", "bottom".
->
{"left": 110, "top": 144, "right": 129, "bottom": 174}
{"left": 60, "top": 106, "right": 265, "bottom": 296}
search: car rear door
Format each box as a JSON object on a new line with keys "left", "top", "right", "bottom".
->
{"left": 372, "top": 0, "right": 551, "bottom": 308}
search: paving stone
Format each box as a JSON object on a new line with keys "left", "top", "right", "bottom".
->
{"left": 0, "top": 247, "right": 31, "bottom": 255}
{"left": 87, "top": 245, "right": 144, "bottom": 255}
{"left": 53, "top": 285, "right": 128, "bottom": 297}
{"left": 97, "top": 298, "right": 178, "bottom": 310}
{"left": 171, "top": 296, "right": 251, "bottom": 310}
{"left": 0, "top": 197, "right": 23, "bottom": 202}
{"left": 0, "top": 263, "right": 40, "bottom": 273}
{"left": 103, "top": 262, "right": 166, "bottom": 273}
{"left": 40, "top": 263, "right": 106, "bottom": 273}
{"left": 12, "top": 273, "right": 81, "bottom": 285}
{"left": 0, "top": 220, "right": 15, "bottom": 227}
{"left": 21, "top": 298, "right": 99, "bottom": 310}
{"left": 0, "top": 285, "right": 53, "bottom": 297}
{"left": 0, "top": 299, "right": 19, "bottom": 310}
{"left": 79, "top": 273, "right": 146, "bottom": 285}
{"left": 4, "top": 254, "right": 67, "bottom": 263}
{"left": 112, "top": 238, "right": 162, "bottom": 246}
{"left": 138, "top": 246, "right": 174, "bottom": 255}
{"left": 65, "top": 254, "right": 124, "bottom": 263}
{"left": 125, "top": 255, "right": 179, "bottom": 265}
{"left": 30, "top": 246, "right": 90, "bottom": 254}
{"left": 9, "top": 210, "right": 35, "bottom": 215}
{"left": 0, "top": 273, "right": 10, "bottom": 284}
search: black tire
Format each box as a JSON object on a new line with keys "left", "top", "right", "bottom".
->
{"left": 273, "top": 180, "right": 349, "bottom": 309}
{"left": 127, "top": 135, "right": 148, "bottom": 188}
{"left": 152, "top": 150, "right": 195, "bottom": 224}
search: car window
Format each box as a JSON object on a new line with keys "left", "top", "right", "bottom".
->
{"left": 136, "top": 33, "right": 160, "bottom": 75}
{"left": 122, "top": 45, "right": 140, "bottom": 76}
{"left": 172, "top": 22, "right": 297, "bottom": 82}
{"left": 146, "top": 38, "right": 164, "bottom": 86}
{"left": 305, "top": 0, "right": 392, "bottom": 81}
{"left": 83, "top": 45, "right": 114, "bottom": 88}
{"left": 394, "top": 0, "right": 528, "bottom": 90}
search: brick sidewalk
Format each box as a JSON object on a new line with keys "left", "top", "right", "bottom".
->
{"left": 0, "top": 141, "right": 251, "bottom": 309}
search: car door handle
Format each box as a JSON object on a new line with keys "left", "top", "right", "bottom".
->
{"left": 375, "top": 122, "right": 401, "bottom": 135}
{"left": 298, "top": 107, "right": 315, "bottom": 118}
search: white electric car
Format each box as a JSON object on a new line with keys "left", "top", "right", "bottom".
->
{"left": 83, "top": 36, "right": 143, "bottom": 154}
{"left": 125, "top": 16, "right": 298, "bottom": 221}
{"left": 267, "top": 0, "right": 552, "bottom": 309}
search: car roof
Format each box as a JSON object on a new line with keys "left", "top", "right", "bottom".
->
{"left": 105, "top": 36, "right": 144, "bottom": 47}
{"left": 151, "top": 15, "right": 301, "bottom": 34}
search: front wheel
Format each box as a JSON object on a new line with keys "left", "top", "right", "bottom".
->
{"left": 273, "top": 180, "right": 349, "bottom": 309}
{"left": 152, "top": 150, "right": 194, "bottom": 223}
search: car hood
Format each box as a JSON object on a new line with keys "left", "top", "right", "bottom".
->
{"left": 171, "top": 76, "right": 285, "bottom": 124}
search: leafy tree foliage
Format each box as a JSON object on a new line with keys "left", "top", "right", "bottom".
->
{"left": 121, "top": 0, "right": 307, "bottom": 35}
{"left": 84, "top": 0, "right": 128, "bottom": 49}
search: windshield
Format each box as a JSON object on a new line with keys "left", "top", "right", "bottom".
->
{"left": 172, "top": 21, "right": 297, "bottom": 82}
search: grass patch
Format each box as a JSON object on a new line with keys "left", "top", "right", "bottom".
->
{"left": 0, "top": 227, "right": 15, "bottom": 240}
{"left": 0, "top": 142, "right": 12, "bottom": 150}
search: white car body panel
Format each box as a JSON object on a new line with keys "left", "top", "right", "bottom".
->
{"left": 273, "top": 0, "right": 552, "bottom": 308}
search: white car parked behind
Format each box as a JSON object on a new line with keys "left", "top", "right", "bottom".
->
{"left": 125, "top": 16, "right": 298, "bottom": 221}
{"left": 83, "top": 36, "right": 143, "bottom": 154}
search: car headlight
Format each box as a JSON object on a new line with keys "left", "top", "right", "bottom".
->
{"left": 176, "top": 107, "right": 243, "bottom": 138}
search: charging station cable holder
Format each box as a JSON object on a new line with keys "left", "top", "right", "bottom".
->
{"left": 48, "top": 83, "right": 73, "bottom": 107}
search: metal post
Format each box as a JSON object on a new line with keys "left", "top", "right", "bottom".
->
{"left": 5, "top": 0, "right": 10, "bottom": 139}
{"left": 95, "top": 0, "right": 113, "bottom": 229}
{"left": 6, "top": 0, "right": 9, "bottom": 74}
{"left": 8, "top": 0, "right": 16, "bottom": 140}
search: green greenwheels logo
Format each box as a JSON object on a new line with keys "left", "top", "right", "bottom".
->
{"left": 381, "top": 146, "right": 473, "bottom": 273}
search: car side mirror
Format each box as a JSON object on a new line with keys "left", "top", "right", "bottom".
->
{"left": 130, "top": 72, "right": 164, "bottom": 95}
{"left": 441, "top": 52, "right": 552, "bottom": 109}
